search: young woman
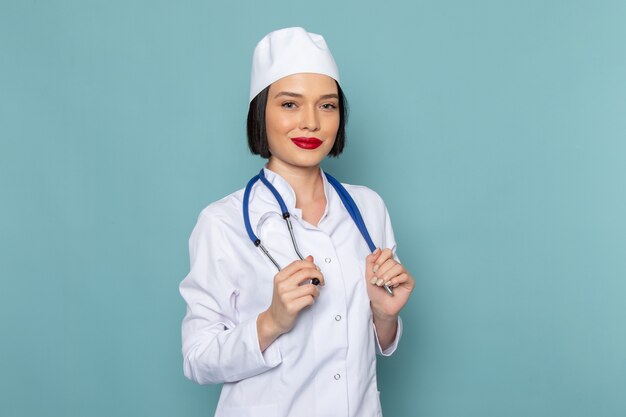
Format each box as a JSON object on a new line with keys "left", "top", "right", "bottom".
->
{"left": 179, "top": 27, "right": 415, "bottom": 417}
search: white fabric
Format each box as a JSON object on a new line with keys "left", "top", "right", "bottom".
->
{"left": 179, "top": 167, "right": 403, "bottom": 417}
{"left": 249, "top": 27, "right": 340, "bottom": 102}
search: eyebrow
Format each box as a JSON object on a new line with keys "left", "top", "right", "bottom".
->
{"left": 273, "top": 91, "right": 339, "bottom": 100}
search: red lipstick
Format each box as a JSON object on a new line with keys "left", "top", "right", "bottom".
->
{"left": 291, "top": 137, "right": 323, "bottom": 150}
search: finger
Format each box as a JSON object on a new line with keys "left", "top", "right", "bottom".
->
{"left": 376, "top": 264, "right": 404, "bottom": 286}
{"left": 277, "top": 270, "right": 322, "bottom": 294}
{"left": 303, "top": 255, "right": 322, "bottom": 282}
{"left": 284, "top": 267, "right": 325, "bottom": 287}
{"left": 282, "top": 282, "right": 321, "bottom": 302}
{"left": 373, "top": 257, "right": 398, "bottom": 278}
{"left": 277, "top": 281, "right": 319, "bottom": 312}
{"left": 387, "top": 273, "right": 414, "bottom": 290}
{"left": 365, "top": 248, "right": 383, "bottom": 277}
{"left": 286, "top": 294, "right": 316, "bottom": 315}
{"left": 276, "top": 259, "right": 318, "bottom": 283}
{"left": 277, "top": 267, "right": 321, "bottom": 294}
{"left": 305, "top": 255, "right": 321, "bottom": 271}
{"left": 372, "top": 248, "right": 393, "bottom": 274}
{"left": 370, "top": 257, "right": 398, "bottom": 286}
{"left": 366, "top": 248, "right": 382, "bottom": 266}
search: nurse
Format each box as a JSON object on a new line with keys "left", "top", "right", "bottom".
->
{"left": 179, "top": 27, "right": 415, "bottom": 417}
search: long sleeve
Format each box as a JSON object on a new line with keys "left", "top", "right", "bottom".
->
{"left": 179, "top": 211, "right": 281, "bottom": 385}
{"left": 373, "top": 316, "right": 403, "bottom": 356}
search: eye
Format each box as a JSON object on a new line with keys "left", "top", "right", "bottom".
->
{"left": 281, "top": 101, "right": 297, "bottom": 109}
{"left": 321, "top": 103, "right": 338, "bottom": 110}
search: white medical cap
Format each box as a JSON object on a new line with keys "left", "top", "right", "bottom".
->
{"left": 249, "top": 27, "right": 340, "bottom": 103}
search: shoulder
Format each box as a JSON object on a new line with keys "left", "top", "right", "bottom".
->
{"left": 337, "top": 180, "right": 397, "bottom": 249}
{"left": 337, "top": 181, "right": 391, "bottom": 226}
{"left": 341, "top": 182, "right": 387, "bottom": 211}
{"left": 186, "top": 188, "right": 253, "bottom": 263}
{"left": 193, "top": 188, "right": 246, "bottom": 236}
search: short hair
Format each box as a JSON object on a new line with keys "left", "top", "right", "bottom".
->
{"left": 247, "top": 81, "right": 348, "bottom": 158}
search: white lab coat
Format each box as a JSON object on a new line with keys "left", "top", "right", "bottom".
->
{"left": 179, "top": 167, "right": 403, "bottom": 417}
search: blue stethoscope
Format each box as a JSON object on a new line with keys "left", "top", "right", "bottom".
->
{"left": 243, "top": 169, "right": 394, "bottom": 296}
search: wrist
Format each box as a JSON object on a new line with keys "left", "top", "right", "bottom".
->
{"left": 258, "top": 310, "right": 284, "bottom": 338}
{"left": 371, "top": 307, "right": 398, "bottom": 324}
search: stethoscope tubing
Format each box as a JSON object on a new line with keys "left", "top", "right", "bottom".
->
{"left": 243, "top": 169, "right": 393, "bottom": 296}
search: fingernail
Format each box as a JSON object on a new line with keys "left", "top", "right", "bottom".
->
{"left": 376, "top": 278, "right": 384, "bottom": 286}
{"left": 374, "top": 248, "right": 381, "bottom": 254}
{"left": 373, "top": 265, "right": 379, "bottom": 273}
{"left": 370, "top": 277, "right": 378, "bottom": 285}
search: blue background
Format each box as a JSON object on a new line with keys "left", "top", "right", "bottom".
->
{"left": 1, "top": 1, "right": 625, "bottom": 416}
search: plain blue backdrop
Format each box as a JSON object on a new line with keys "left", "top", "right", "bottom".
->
{"left": 1, "top": 1, "right": 625, "bottom": 416}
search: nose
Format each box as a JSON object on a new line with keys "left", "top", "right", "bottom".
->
{"left": 299, "top": 105, "right": 320, "bottom": 131}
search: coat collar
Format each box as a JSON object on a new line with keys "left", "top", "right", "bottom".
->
{"left": 252, "top": 165, "right": 333, "bottom": 225}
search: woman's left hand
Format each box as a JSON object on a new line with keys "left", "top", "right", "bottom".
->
{"left": 365, "top": 248, "right": 414, "bottom": 320}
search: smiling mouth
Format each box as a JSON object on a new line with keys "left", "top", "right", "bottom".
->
{"left": 291, "top": 137, "right": 323, "bottom": 150}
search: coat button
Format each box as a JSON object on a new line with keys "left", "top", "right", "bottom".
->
{"left": 325, "top": 257, "right": 332, "bottom": 263}
{"left": 334, "top": 373, "right": 341, "bottom": 380}
{"left": 335, "top": 315, "right": 342, "bottom": 321}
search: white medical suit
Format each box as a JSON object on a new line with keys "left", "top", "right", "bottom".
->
{"left": 179, "top": 167, "right": 403, "bottom": 417}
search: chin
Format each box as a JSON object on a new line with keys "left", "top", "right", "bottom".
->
{"left": 269, "top": 147, "right": 331, "bottom": 169}
{"left": 288, "top": 155, "right": 326, "bottom": 168}
{"left": 292, "top": 160, "right": 324, "bottom": 169}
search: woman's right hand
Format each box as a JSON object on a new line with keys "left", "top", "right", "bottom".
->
{"left": 257, "top": 255, "right": 324, "bottom": 351}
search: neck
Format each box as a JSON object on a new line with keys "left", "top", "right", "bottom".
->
{"left": 266, "top": 158, "right": 325, "bottom": 207}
